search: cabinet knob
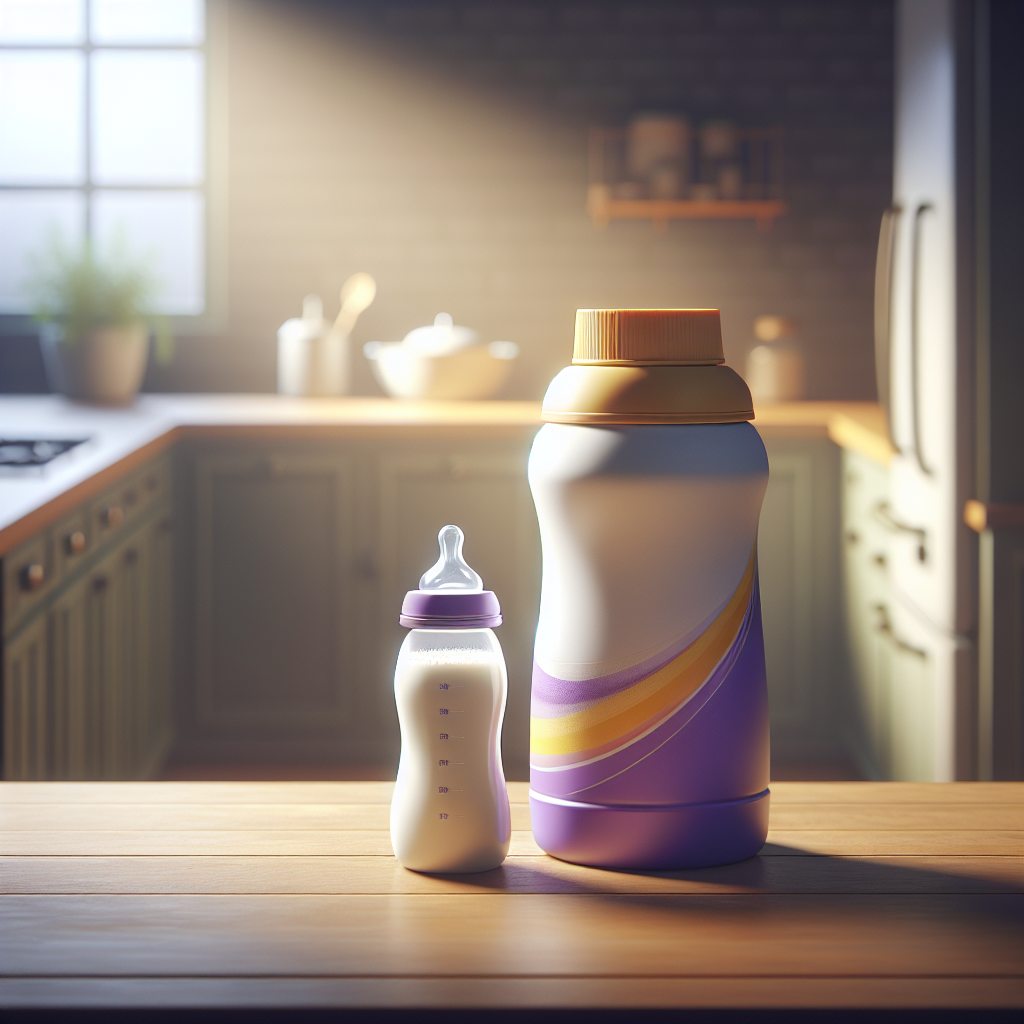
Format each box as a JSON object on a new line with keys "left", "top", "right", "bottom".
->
{"left": 104, "top": 505, "right": 125, "bottom": 529}
{"left": 65, "top": 530, "right": 87, "bottom": 556}
{"left": 92, "top": 574, "right": 108, "bottom": 593}
{"left": 20, "top": 563, "right": 45, "bottom": 592}
{"left": 124, "top": 548, "right": 138, "bottom": 566}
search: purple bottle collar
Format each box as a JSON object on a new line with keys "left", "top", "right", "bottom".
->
{"left": 400, "top": 589, "right": 502, "bottom": 629}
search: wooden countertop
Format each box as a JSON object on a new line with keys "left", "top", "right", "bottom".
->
{"left": 1, "top": 780, "right": 1020, "bottom": 1013}
{"left": 0, "top": 395, "right": 892, "bottom": 557}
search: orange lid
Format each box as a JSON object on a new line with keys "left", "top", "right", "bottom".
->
{"left": 573, "top": 309, "right": 724, "bottom": 365}
{"left": 543, "top": 309, "right": 753, "bottom": 425}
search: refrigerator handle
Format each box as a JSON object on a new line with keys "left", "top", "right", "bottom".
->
{"left": 910, "top": 202, "right": 935, "bottom": 476}
{"left": 873, "top": 205, "right": 902, "bottom": 451}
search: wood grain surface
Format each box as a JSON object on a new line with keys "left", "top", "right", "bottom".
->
{"left": 1, "top": 780, "right": 1021, "bottom": 1012}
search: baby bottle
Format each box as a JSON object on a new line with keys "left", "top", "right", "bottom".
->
{"left": 528, "top": 309, "right": 770, "bottom": 869}
{"left": 390, "top": 525, "right": 511, "bottom": 873}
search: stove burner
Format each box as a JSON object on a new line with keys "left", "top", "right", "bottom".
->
{"left": 0, "top": 439, "right": 88, "bottom": 467}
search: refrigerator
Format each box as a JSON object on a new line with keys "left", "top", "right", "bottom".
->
{"left": 877, "top": 0, "right": 1023, "bottom": 781}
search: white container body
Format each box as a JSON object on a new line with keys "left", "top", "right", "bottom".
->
{"left": 529, "top": 423, "right": 768, "bottom": 686}
{"left": 390, "top": 628, "right": 511, "bottom": 873}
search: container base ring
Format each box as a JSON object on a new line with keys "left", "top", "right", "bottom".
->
{"left": 529, "top": 787, "right": 770, "bottom": 870}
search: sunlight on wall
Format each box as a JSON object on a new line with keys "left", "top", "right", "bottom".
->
{"left": 208, "top": 1, "right": 888, "bottom": 400}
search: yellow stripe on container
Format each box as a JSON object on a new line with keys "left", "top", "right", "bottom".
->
{"left": 530, "top": 549, "right": 754, "bottom": 758}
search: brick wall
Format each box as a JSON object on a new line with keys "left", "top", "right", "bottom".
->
{"left": 3, "top": 1, "right": 893, "bottom": 397}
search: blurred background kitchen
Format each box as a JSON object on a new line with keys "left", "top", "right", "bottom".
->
{"left": 2, "top": 0, "right": 890, "bottom": 397}
{"left": 1, "top": 1, "right": 1020, "bottom": 784}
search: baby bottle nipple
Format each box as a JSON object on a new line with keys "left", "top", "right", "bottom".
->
{"left": 419, "top": 525, "right": 483, "bottom": 592}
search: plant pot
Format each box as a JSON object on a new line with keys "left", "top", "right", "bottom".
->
{"left": 40, "top": 323, "right": 149, "bottom": 405}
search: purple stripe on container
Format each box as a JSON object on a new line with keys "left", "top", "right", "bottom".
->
{"left": 530, "top": 584, "right": 766, "bottom": 804}
{"left": 530, "top": 593, "right": 732, "bottom": 716}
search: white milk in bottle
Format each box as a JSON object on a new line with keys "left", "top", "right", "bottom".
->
{"left": 390, "top": 525, "right": 511, "bottom": 873}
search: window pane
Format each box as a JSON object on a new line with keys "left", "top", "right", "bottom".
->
{"left": 91, "top": 50, "right": 203, "bottom": 185}
{"left": 0, "top": 0, "right": 84, "bottom": 43}
{"left": 91, "top": 0, "right": 203, "bottom": 45}
{"left": 92, "top": 190, "right": 204, "bottom": 314}
{"left": 0, "top": 52, "right": 85, "bottom": 184}
{"left": 0, "top": 191, "right": 85, "bottom": 312}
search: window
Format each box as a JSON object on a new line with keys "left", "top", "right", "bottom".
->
{"left": 0, "top": 0, "right": 212, "bottom": 321}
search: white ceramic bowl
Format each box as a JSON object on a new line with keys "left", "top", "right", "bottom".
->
{"left": 364, "top": 340, "right": 518, "bottom": 400}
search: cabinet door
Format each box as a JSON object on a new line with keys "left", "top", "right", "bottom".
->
{"left": 876, "top": 617, "right": 935, "bottom": 781}
{"left": 757, "top": 449, "right": 815, "bottom": 736}
{"left": 144, "top": 512, "right": 175, "bottom": 773}
{"left": 841, "top": 450, "right": 892, "bottom": 777}
{"left": 114, "top": 532, "right": 150, "bottom": 778}
{"left": 83, "top": 550, "right": 120, "bottom": 779}
{"left": 2, "top": 614, "right": 48, "bottom": 780}
{"left": 50, "top": 575, "right": 89, "bottom": 779}
{"left": 375, "top": 450, "right": 540, "bottom": 779}
{"left": 757, "top": 437, "right": 843, "bottom": 763}
{"left": 194, "top": 452, "right": 356, "bottom": 735}
{"left": 48, "top": 515, "right": 171, "bottom": 781}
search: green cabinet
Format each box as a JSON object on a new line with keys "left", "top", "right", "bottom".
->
{"left": 2, "top": 613, "right": 48, "bottom": 780}
{"left": 176, "top": 435, "right": 540, "bottom": 778}
{"left": 1, "top": 457, "right": 174, "bottom": 780}
{"left": 841, "top": 449, "right": 938, "bottom": 780}
{"left": 757, "top": 437, "right": 844, "bottom": 766}
{"left": 4, "top": 425, "right": 869, "bottom": 781}
{"left": 178, "top": 432, "right": 841, "bottom": 778}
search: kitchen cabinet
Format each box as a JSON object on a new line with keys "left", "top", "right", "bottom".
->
{"left": 1, "top": 398, "right": 888, "bottom": 781}
{"left": 1, "top": 457, "right": 174, "bottom": 780}
{"left": 757, "top": 437, "right": 844, "bottom": 763}
{"left": 175, "top": 433, "right": 541, "bottom": 779}
{"left": 177, "top": 430, "right": 843, "bottom": 778}
{"left": 842, "top": 448, "right": 947, "bottom": 781}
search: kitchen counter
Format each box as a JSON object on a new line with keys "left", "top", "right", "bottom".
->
{"left": 0, "top": 780, "right": 1020, "bottom": 1013}
{"left": 0, "top": 395, "right": 892, "bottom": 557}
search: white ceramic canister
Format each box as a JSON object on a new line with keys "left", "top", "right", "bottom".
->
{"left": 277, "top": 294, "right": 350, "bottom": 397}
{"left": 390, "top": 525, "right": 511, "bottom": 873}
{"left": 528, "top": 309, "right": 771, "bottom": 870}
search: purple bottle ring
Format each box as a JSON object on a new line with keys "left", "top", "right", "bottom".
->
{"left": 399, "top": 590, "right": 502, "bottom": 629}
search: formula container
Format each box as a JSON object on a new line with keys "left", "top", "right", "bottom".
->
{"left": 390, "top": 525, "right": 511, "bottom": 873}
{"left": 528, "top": 309, "right": 770, "bottom": 869}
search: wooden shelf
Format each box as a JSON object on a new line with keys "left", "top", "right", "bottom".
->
{"left": 588, "top": 187, "right": 788, "bottom": 232}
{"left": 588, "top": 123, "right": 788, "bottom": 232}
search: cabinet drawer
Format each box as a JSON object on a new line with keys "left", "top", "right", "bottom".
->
{"left": 3, "top": 532, "right": 53, "bottom": 634}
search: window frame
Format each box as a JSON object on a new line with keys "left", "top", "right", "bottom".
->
{"left": 0, "top": 0, "right": 227, "bottom": 337}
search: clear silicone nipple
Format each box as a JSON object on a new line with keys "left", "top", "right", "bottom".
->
{"left": 419, "top": 525, "right": 483, "bottom": 592}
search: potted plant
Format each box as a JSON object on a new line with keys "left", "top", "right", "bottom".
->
{"left": 29, "top": 239, "right": 172, "bottom": 405}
